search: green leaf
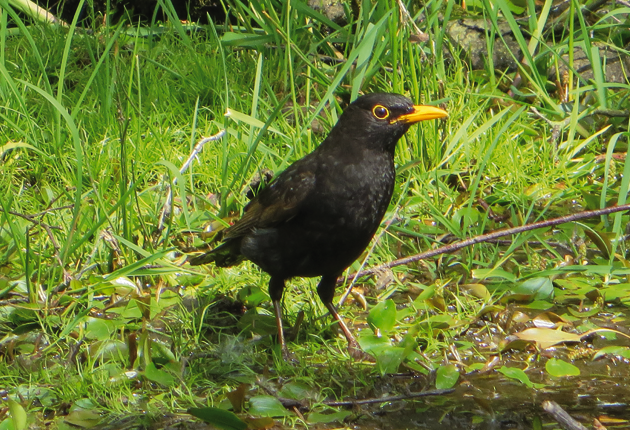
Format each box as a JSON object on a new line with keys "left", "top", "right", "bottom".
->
{"left": 226, "top": 108, "right": 286, "bottom": 136}
{"left": 8, "top": 400, "right": 26, "bottom": 430}
{"left": 88, "top": 340, "right": 128, "bottom": 362}
{"left": 84, "top": 318, "right": 114, "bottom": 341}
{"left": 367, "top": 299, "right": 397, "bottom": 334}
{"left": 144, "top": 362, "right": 176, "bottom": 387}
{"left": 545, "top": 358, "right": 580, "bottom": 377}
{"left": 357, "top": 334, "right": 391, "bottom": 353}
{"left": 237, "top": 310, "right": 277, "bottom": 336}
{"left": 436, "top": 364, "right": 460, "bottom": 389}
{"left": 374, "top": 346, "right": 406, "bottom": 376}
{"left": 248, "top": 396, "right": 290, "bottom": 417}
{"left": 521, "top": 300, "right": 554, "bottom": 310}
{"left": 593, "top": 346, "right": 630, "bottom": 360}
{"left": 0, "top": 417, "right": 14, "bottom": 430}
{"left": 307, "top": 410, "right": 352, "bottom": 424}
{"left": 188, "top": 407, "right": 247, "bottom": 430}
{"left": 278, "top": 381, "right": 315, "bottom": 401}
{"left": 601, "top": 283, "right": 630, "bottom": 301}
{"left": 64, "top": 402, "right": 101, "bottom": 428}
{"left": 472, "top": 268, "right": 516, "bottom": 282}
{"left": 497, "top": 366, "right": 545, "bottom": 389}
{"left": 513, "top": 277, "right": 554, "bottom": 300}
{"left": 0, "top": 140, "right": 45, "bottom": 158}
{"left": 236, "top": 286, "right": 268, "bottom": 307}
{"left": 220, "top": 32, "right": 275, "bottom": 48}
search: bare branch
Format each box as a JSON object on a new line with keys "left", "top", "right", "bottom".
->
{"left": 340, "top": 203, "right": 630, "bottom": 285}
{"left": 542, "top": 400, "right": 589, "bottom": 430}
{"left": 157, "top": 129, "right": 226, "bottom": 232}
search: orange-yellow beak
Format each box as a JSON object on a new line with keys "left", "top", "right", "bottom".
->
{"left": 395, "top": 105, "right": 448, "bottom": 124}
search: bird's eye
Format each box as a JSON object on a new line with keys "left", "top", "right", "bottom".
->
{"left": 372, "top": 105, "right": 389, "bottom": 119}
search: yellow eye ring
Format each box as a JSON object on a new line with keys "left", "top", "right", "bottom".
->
{"left": 372, "top": 105, "right": 389, "bottom": 120}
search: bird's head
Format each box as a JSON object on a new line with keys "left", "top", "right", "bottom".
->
{"left": 326, "top": 93, "right": 448, "bottom": 154}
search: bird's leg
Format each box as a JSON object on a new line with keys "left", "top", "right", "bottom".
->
{"left": 317, "top": 275, "right": 366, "bottom": 359}
{"left": 269, "top": 276, "right": 290, "bottom": 358}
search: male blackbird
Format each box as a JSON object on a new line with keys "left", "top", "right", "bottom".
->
{"left": 189, "top": 93, "right": 447, "bottom": 357}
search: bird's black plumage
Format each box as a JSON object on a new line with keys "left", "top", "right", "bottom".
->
{"left": 189, "top": 93, "right": 447, "bottom": 357}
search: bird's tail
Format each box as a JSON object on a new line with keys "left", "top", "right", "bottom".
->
{"left": 187, "top": 239, "right": 244, "bottom": 267}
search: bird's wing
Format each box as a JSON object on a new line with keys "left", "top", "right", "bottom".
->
{"left": 223, "top": 163, "right": 316, "bottom": 240}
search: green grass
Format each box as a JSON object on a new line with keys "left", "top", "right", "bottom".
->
{"left": 1, "top": 0, "right": 630, "bottom": 428}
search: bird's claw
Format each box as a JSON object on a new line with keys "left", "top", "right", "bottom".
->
{"left": 281, "top": 347, "right": 299, "bottom": 364}
{"left": 347, "top": 343, "right": 373, "bottom": 361}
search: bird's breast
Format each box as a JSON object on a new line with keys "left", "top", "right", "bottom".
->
{"left": 313, "top": 152, "right": 395, "bottom": 233}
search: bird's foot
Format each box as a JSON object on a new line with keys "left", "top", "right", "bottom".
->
{"left": 347, "top": 342, "right": 373, "bottom": 362}
{"left": 280, "top": 346, "right": 299, "bottom": 364}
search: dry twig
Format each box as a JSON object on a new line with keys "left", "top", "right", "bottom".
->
{"left": 157, "top": 129, "right": 226, "bottom": 232}
{"left": 340, "top": 203, "right": 630, "bottom": 285}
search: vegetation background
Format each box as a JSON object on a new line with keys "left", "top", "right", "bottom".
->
{"left": 1, "top": 0, "right": 630, "bottom": 428}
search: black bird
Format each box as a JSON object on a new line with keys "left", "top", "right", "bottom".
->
{"left": 189, "top": 93, "right": 447, "bottom": 357}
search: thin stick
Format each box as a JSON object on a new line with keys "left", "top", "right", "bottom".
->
{"left": 271, "top": 388, "right": 455, "bottom": 410}
{"left": 157, "top": 129, "right": 226, "bottom": 232}
{"left": 542, "top": 400, "right": 589, "bottom": 430}
{"left": 340, "top": 203, "right": 630, "bottom": 285}
{"left": 324, "top": 388, "right": 455, "bottom": 407}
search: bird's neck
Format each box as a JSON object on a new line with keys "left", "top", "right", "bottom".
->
{"left": 318, "top": 124, "right": 401, "bottom": 157}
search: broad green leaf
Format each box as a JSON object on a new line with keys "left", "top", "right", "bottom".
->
{"left": 413, "top": 284, "right": 436, "bottom": 305}
{"left": 144, "top": 362, "right": 176, "bottom": 387}
{"left": 188, "top": 407, "right": 247, "bottom": 430}
{"left": 418, "top": 314, "right": 457, "bottom": 331}
{"left": 374, "top": 346, "right": 407, "bottom": 376}
{"left": 601, "top": 283, "right": 630, "bottom": 301}
{"left": 357, "top": 334, "right": 391, "bottom": 352}
{"left": 7, "top": 400, "right": 26, "bottom": 430}
{"left": 436, "top": 364, "right": 459, "bottom": 389}
{"left": 593, "top": 346, "right": 630, "bottom": 360}
{"left": 367, "top": 299, "right": 397, "bottom": 334}
{"left": 513, "top": 277, "right": 554, "bottom": 300}
{"left": 497, "top": 366, "right": 545, "bottom": 389}
{"left": 236, "top": 286, "right": 268, "bottom": 307}
{"left": 88, "top": 340, "right": 128, "bottom": 362}
{"left": 546, "top": 358, "right": 580, "bottom": 377}
{"left": 278, "top": 381, "right": 316, "bottom": 401}
{"left": 521, "top": 300, "right": 555, "bottom": 310}
{"left": 0, "top": 417, "right": 14, "bottom": 430}
{"left": 567, "top": 304, "right": 601, "bottom": 318}
{"left": 307, "top": 410, "right": 352, "bottom": 424}
{"left": 84, "top": 318, "right": 114, "bottom": 341}
{"left": 65, "top": 402, "right": 101, "bottom": 428}
{"left": 248, "top": 396, "right": 290, "bottom": 417}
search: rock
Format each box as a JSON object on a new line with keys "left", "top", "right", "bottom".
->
{"left": 548, "top": 42, "right": 630, "bottom": 84}
{"left": 444, "top": 17, "right": 630, "bottom": 84}
{"left": 307, "top": 0, "right": 347, "bottom": 25}
{"left": 445, "top": 18, "right": 523, "bottom": 72}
